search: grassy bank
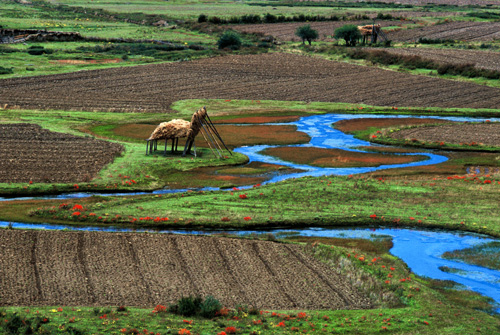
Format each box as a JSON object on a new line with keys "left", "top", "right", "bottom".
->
{"left": 22, "top": 173, "right": 500, "bottom": 237}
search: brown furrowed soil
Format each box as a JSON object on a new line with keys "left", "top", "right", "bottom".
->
{"left": 0, "top": 230, "right": 372, "bottom": 310}
{"left": 2, "top": 53, "right": 500, "bottom": 112}
{"left": 388, "top": 21, "right": 500, "bottom": 42}
{"left": 390, "top": 123, "right": 500, "bottom": 146}
{"left": 262, "top": 147, "right": 427, "bottom": 167}
{"left": 0, "top": 123, "right": 123, "bottom": 183}
{"left": 334, "top": 117, "right": 451, "bottom": 132}
{"left": 113, "top": 123, "right": 310, "bottom": 148}
{"left": 232, "top": 21, "right": 404, "bottom": 42}
{"left": 369, "top": 47, "right": 500, "bottom": 72}
{"left": 349, "top": 0, "right": 499, "bottom": 6}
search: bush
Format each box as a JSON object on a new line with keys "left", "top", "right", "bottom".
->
{"left": 198, "top": 14, "right": 207, "bottom": 23}
{"left": 0, "top": 66, "right": 13, "bottom": 75}
{"left": 295, "top": 24, "right": 319, "bottom": 45}
{"left": 199, "top": 296, "right": 222, "bottom": 318}
{"left": 334, "top": 24, "right": 361, "bottom": 46}
{"left": 27, "top": 46, "right": 53, "bottom": 55}
{"left": 217, "top": 31, "right": 242, "bottom": 50}
{"left": 174, "top": 295, "right": 203, "bottom": 317}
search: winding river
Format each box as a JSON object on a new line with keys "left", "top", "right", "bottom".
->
{"left": 1, "top": 113, "right": 499, "bottom": 311}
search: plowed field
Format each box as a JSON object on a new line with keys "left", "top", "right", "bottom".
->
{"left": 349, "top": 0, "right": 499, "bottom": 5}
{"left": 232, "top": 21, "right": 403, "bottom": 42}
{"left": 2, "top": 53, "right": 500, "bottom": 112}
{"left": 0, "top": 124, "right": 123, "bottom": 183}
{"left": 388, "top": 21, "right": 500, "bottom": 42}
{"left": 367, "top": 47, "right": 500, "bottom": 72}
{"left": 390, "top": 123, "right": 500, "bottom": 146}
{"left": 0, "top": 230, "right": 372, "bottom": 309}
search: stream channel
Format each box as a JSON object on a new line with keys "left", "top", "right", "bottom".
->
{"left": 1, "top": 113, "right": 499, "bottom": 311}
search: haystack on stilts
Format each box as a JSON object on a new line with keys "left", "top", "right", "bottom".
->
{"left": 146, "top": 106, "right": 231, "bottom": 158}
{"left": 357, "top": 24, "right": 388, "bottom": 44}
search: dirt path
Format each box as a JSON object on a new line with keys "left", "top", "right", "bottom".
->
{"left": 0, "top": 230, "right": 372, "bottom": 310}
{"left": 2, "top": 53, "right": 500, "bottom": 112}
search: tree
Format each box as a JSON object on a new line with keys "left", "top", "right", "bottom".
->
{"left": 217, "top": 31, "right": 242, "bottom": 50}
{"left": 334, "top": 24, "right": 362, "bottom": 47}
{"left": 295, "top": 25, "right": 319, "bottom": 45}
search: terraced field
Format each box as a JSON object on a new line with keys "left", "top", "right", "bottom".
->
{"left": 0, "top": 229, "right": 372, "bottom": 310}
{"left": 2, "top": 53, "right": 500, "bottom": 112}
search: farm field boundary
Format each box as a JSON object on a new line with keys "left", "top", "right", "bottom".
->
{"left": 2, "top": 53, "right": 500, "bottom": 112}
{"left": 0, "top": 229, "right": 371, "bottom": 310}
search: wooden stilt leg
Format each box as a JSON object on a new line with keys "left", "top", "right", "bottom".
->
{"left": 146, "top": 140, "right": 149, "bottom": 155}
{"left": 182, "top": 139, "right": 191, "bottom": 157}
{"left": 164, "top": 139, "right": 168, "bottom": 156}
{"left": 175, "top": 138, "right": 179, "bottom": 152}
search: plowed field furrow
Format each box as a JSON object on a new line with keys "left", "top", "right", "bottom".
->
{"left": 213, "top": 240, "right": 286, "bottom": 308}
{"left": 35, "top": 231, "right": 89, "bottom": 305}
{"left": 29, "top": 231, "right": 43, "bottom": 303}
{"left": 0, "top": 231, "right": 38, "bottom": 305}
{"left": 389, "top": 21, "right": 500, "bottom": 42}
{"left": 77, "top": 232, "right": 96, "bottom": 304}
{"left": 82, "top": 233, "right": 150, "bottom": 305}
{"left": 130, "top": 235, "right": 196, "bottom": 303}
{"left": 285, "top": 246, "right": 369, "bottom": 309}
{"left": 0, "top": 231, "right": 373, "bottom": 309}
{"left": 170, "top": 237, "right": 201, "bottom": 295}
{"left": 124, "top": 236, "right": 153, "bottom": 305}
{"left": 250, "top": 242, "right": 298, "bottom": 308}
{"left": 3, "top": 53, "right": 500, "bottom": 112}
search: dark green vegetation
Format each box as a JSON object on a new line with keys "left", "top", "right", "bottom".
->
{"left": 295, "top": 25, "right": 319, "bottom": 45}
{"left": 334, "top": 25, "right": 362, "bottom": 47}
{"left": 217, "top": 31, "right": 242, "bottom": 50}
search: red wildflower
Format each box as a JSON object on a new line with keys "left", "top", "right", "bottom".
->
{"left": 73, "top": 184, "right": 79, "bottom": 189}
{"left": 372, "top": 135, "right": 377, "bottom": 139}
{"left": 178, "top": 329, "right": 191, "bottom": 335}
{"left": 239, "top": 194, "right": 247, "bottom": 199}
{"left": 182, "top": 320, "right": 192, "bottom": 324}
{"left": 484, "top": 180, "right": 492, "bottom": 184}
{"left": 243, "top": 216, "right": 251, "bottom": 221}
{"left": 218, "top": 332, "right": 227, "bottom": 335}
{"left": 29, "top": 180, "right": 33, "bottom": 184}
{"left": 225, "top": 326, "right": 237, "bottom": 334}
{"left": 297, "top": 312, "right": 307, "bottom": 319}
{"left": 276, "top": 321, "right": 286, "bottom": 327}
{"left": 72, "top": 211, "right": 81, "bottom": 216}
{"left": 369, "top": 214, "right": 377, "bottom": 219}
{"left": 72, "top": 204, "right": 83, "bottom": 210}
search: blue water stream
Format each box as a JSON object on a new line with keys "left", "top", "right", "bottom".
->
{"left": 1, "top": 113, "right": 499, "bottom": 311}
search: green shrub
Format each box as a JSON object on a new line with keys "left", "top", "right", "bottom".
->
{"left": 334, "top": 24, "right": 362, "bottom": 47}
{"left": 199, "top": 295, "right": 222, "bottom": 318}
{"left": 26, "top": 67, "right": 36, "bottom": 71}
{"left": 0, "top": 66, "right": 13, "bottom": 75}
{"left": 175, "top": 295, "right": 203, "bottom": 317}
{"left": 198, "top": 14, "right": 207, "bottom": 23}
{"left": 217, "top": 31, "right": 242, "bottom": 50}
{"left": 295, "top": 24, "right": 319, "bottom": 45}
{"left": 27, "top": 46, "right": 53, "bottom": 55}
